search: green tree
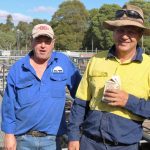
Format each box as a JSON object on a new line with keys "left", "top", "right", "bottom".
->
{"left": 0, "top": 31, "right": 16, "bottom": 50}
{"left": 85, "top": 4, "right": 120, "bottom": 50}
{"left": 16, "top": 21, "right": 32, "bottom": 50}
{"left": 83, "top": 8, "right": 99, "bottom": 51}
{"left": 51, "top": 0, "right": 89, "bottom": 50}
{"left": 31, "top": 19, "right": 49, "bottom": 27}
{"left": 6, "top": 15, "right": 14, "bottom": 31}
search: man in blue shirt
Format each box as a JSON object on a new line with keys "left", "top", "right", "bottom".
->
{"left": 1, "top": 24, "right": 81, "bottom": 150}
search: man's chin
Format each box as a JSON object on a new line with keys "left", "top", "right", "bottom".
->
{"left": 116, "top": 44, "right": 130, "bottom": 51}
{"left": 35, "top": 57, "right": 49, "bottom": 63}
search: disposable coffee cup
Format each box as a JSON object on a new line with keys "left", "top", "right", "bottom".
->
{"left": 102, "top": 80, "right": 120, "bottom": 103}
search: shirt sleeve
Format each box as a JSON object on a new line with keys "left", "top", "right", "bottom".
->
{"left": 68, "top": 98, "right": 89, "bottom": 141}
{"left": 1, "top": 69, "right": 16, "bottom": 134}
{"left": 125, "top": 94, "right": 150, "bottom": 119}
{"left": 68, "top": 60, "right": 92, "bottom": 141}
{"left": 66, "top": 58, "right": 81, "bottom": 99}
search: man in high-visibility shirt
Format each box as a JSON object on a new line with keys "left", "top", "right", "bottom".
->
{"left": 68, "top": 4, "right": 150, "bottom": 150}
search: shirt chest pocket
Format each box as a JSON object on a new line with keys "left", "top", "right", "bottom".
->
{"left": 89, "top": 71, "right": 108, "bottom": 89}
{"left": 15, "top": 81, "right": 34, "bottom": 104}
{"left": 50, "top": 75, "right": 67, "bottom": 98}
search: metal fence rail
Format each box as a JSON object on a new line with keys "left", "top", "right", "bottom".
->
{"left": 142, "top": 120, "right": 150, "bottom": 144}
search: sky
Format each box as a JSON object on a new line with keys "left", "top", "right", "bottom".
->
{"left": 0, "top": 0, "right": 129, "bottom": 25}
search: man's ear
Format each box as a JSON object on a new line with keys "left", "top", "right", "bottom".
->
{"left": 52, "top": 38, "right": 56, "bottom": 43}
{"left": 138, "top": 32, "right": 143, "bottom": 42}
{"left": 31, "top": 39, "right": 35, "bottom": 49}
{"left": 51, "top": 38, "right": 56, "bottom": 46}
{"left": 139, "top": 29, "right": 144, "bottom": 39}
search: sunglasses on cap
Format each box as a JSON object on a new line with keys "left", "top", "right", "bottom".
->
{"left": 115, "top": 10, "right": 144, "bottom": 21}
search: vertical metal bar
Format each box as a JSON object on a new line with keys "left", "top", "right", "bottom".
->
{"left": 2, "top": 64, "right": 5, "bottom": 95}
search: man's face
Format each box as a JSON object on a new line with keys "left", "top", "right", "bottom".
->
{"left": 113, "top": 26, "right": 142, "bottom": 53}
{"left": 32, "top": 35, "right": 55, "bottom": 62}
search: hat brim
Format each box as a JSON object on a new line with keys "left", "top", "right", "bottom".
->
{"left": 32, "top": 32, "right": 54, "bottom": 39}
{"left": 103, "top": 20, "right": 150, "bottom": 36}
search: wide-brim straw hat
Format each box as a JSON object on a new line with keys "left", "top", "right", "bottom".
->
{"left": 103, "top": 4, "right": 150, "bottom": 36}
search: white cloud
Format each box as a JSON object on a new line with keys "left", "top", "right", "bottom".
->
{"left": 0, "top": 6, "right": 57, "bottom": 25}
{"left": 0, "top": 10, "right": 10, "bottom": 19}
{"left": 0, "top": 10, "right": 32, "bottom": 25}
{"left": 13, "top": 13, "right": 32, "bottom": 23}
{"left": 30, "top": 6, "right": 57, "bottom": 14}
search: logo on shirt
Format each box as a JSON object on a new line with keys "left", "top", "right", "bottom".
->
{"left": 53, "top": 66, "right": 63, "bottom": 73}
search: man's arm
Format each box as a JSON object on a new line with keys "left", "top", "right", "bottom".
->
{"left": 4, "top": 134, "right": 16, "bottom": 150}
{"left": 68, "top": 98, "right": 89, "bottom": 150}
{"left": 104, "top": 89, "right": 150, "bottom": 118}
{"left": 1, "top": 83, "right": 16, "bottom": 133}
{"left": 68, "top": 141, "right": 80, "bottom": 150}
{"left": 68, "top": 59, "right": 92, "bottom": 150}
{"left": 66, "top": 58, "right": 81, "bottom": 99}
{"left": 1, "top": 69, "right": 17, "bottom": 150}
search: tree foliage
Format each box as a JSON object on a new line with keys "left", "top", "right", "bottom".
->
{"left": 0, "top": 0, "right": 149, "bottom": 53}
{"left": 51, "top": 0, "right": 89, "bottom": 50}
{"left": 6, "top": 15, "right": 14, "bottom": 31}
{"left": 84, "top": 4, "right": 120, "bottom": 50}
{"left": 0, "top": 31, "right": 16, "bottom": 50}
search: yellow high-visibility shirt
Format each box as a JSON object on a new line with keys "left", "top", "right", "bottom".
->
{"left": 76, "top": 50, "right": 150, "bottom": 121}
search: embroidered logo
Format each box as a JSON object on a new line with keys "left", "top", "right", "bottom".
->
{"left": 53, "top": 66, "right": 63, "bottom": 73}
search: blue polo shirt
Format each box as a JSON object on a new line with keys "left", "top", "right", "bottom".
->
{"left": 1, "top": 51, "right": 81, "bottom": 135}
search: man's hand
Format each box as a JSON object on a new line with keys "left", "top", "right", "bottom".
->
{"left": 68, "top": 141, "right": 80, "bottom": 150}
{"left": 103, "top": 89, "right": 129, "bottom": 107}
{"left": 4, "top": 134, "right": 16, "bottom": 150}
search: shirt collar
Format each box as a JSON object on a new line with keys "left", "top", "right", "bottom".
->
{"left": 106, "top": 44, "right": 143, "bottom": 62}
{"left": 22, "top": 51, "right": 59, "bottom": 69}
{"left": 21, "top": 51, "right": 31, "bottom": 69}
{"left": 47, "top": 52, "right": 58, "bottom": 66}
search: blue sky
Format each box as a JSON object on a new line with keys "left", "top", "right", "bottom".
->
{"left": 0, "top": 0, "right": 129, "bottom": 25}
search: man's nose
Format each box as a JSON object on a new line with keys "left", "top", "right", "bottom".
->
{"left": 41, "top": 42, "right": 46, "bottom": 47}
{"left": 120, "top": 30, "right": 130, "bottom": 39}
{"left": 122, "top": 33, "right": 129, "bottom": 39}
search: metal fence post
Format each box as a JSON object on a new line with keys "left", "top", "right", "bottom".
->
{"left": 2, "top": 64, "right": 5, "bottom": 95}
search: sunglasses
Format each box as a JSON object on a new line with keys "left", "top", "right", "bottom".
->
{"left": 115, "top": 10, "right": 144, "bottom": 21}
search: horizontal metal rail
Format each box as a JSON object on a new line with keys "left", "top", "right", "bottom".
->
{"left": 143, "top": 132, "right": 150, "bottom": 142}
